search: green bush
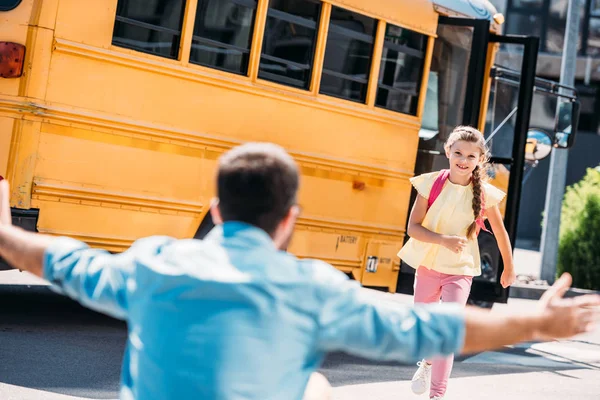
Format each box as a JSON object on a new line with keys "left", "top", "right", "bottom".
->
{"left": 557, "top": 166, "right": 600, "bottom": 290}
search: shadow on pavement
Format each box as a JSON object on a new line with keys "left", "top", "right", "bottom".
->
{"left": 2, "top": 285, "right": 598, "bottom": 396}
{"left": 0, "top": 285, "right": 126, "bottom": 399}
{"left": 320, "top": 338, "right": 598, "bottom": 387}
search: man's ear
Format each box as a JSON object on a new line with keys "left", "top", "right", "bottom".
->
{"left": 273, "top": 205, "right": 300, "bottom": 250}
{"left": 209, "top": 198, "right": 223, "bottom": 225}
{"left": 287, "top": 204, "right": 300, "bottom": 225}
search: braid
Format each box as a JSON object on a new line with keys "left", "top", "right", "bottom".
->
{"left": 467, "top": 166, "right": 483, "bottom": 239}
{"left": 444, "top": 125, "right": 490, "bottom": 239}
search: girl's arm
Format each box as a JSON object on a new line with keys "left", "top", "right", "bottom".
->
{"left": 407, "top": 195, "right": 468, "bottom": 254}
{"left": 485, "top": 205, "right": 516, "bottom": 288}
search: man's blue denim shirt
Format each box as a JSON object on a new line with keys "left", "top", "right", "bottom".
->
{"left": 44, "top": 221, "right": 465, "bottom": 399}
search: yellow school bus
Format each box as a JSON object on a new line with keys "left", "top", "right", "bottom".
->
{"left": 0, "top": 0, "right": 578, "bottom": 304}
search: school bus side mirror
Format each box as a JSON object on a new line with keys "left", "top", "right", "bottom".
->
{"left": 525, "top": 129, "right": 553, "bottom": 162}
{"left": 553, "top": 99, "right": 580, "bottom": 149}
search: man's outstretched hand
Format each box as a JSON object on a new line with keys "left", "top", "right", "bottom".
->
{"left": 0, "top": 180, "right": 54, "bottom": 277}
{"left": 535, "top": 272, "right": 600, "bottom": 340}
{"left": 462, "top": 273, "right": 599, "bottom": 355}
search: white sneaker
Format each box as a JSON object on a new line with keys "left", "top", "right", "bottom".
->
{"left": 411, "top": 360, "right": 431, "bottom": 395}
{"left": 430, "top": 397, "right": 443, "bottom": 400}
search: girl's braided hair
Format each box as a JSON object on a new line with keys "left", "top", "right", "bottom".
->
{"left": 444, "top": 126, "right": 491, "bottom": 239}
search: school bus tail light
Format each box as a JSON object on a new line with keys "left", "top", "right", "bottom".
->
{"left": 0, "top": 42, "right": 25, "bottom": 78}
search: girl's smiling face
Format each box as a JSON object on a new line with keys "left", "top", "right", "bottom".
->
{"left": 446, "top": 140, "right": 483, "bottom": 178}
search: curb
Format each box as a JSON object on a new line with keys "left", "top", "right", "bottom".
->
{"left": 509, "top": 283, "right": 600, "bottom": 300}
{"left": 0, "top": 283, "right": 53, "bottom": 295}
{"left": 0, "top": 284, "right": 76, "bottom": 306}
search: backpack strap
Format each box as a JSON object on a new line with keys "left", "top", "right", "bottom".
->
{"left": 427, "top": 169, "right": 450, "bottom": 210}
{"left": 427, "top": 169, "right": 492, "bottom": 237}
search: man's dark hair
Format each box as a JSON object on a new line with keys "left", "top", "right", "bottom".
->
{"left": 217, "top": 142, "right": 299, "bottom": 235}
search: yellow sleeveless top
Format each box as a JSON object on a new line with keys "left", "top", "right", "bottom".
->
{"left": 397, "top": 171, "right": 506, "bottom": 277}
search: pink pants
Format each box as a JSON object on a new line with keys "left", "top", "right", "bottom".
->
{"left": 413, "top": 266, "right": 473, "bottom": 398}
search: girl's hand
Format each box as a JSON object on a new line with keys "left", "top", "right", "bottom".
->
{"left": 501, "top": 266, "right": 517, "bottom": 288}
{"left": 440, "top": 235, "right": 468, "bottom": 254}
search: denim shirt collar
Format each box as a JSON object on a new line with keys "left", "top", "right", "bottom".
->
{"left": 205, "top": 221, "right": 276, "bottom": 250}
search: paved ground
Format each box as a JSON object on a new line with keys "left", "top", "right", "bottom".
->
{"left": 0, "top": 285, "right": 124, "bottom": 400}
{"left": 326, "top": 290, "right": 600, "bottom": 400}
{"left": 332, "top": 367, "right": 600, "bottom": 400}
{"left": 1, "top": 273, "right": 599, "bottom": 400}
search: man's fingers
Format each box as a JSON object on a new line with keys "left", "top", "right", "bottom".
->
{"left": 580, "top": 309, "right": 600, "bottom": 328}
{"left": 584, "top": 322, "right": 599, "bottom": 333}
{"left": 542, "top": 273, "right": 572, "bottom": 302}
{"left": 573, "top": 294, "right": 600, "bottom": 308}
{"left": 580, "top": 305, "right": 600, "bottom": 318}
{"left": 0, "top": 180, "right": 11, "bottom": 226}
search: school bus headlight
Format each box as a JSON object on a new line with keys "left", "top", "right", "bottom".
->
{"left": 0, "top": 42, "right": 25, "bottom": 78}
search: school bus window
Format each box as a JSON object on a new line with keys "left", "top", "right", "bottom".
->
{"left": 258, "top": 0, "right": 321, "bottom": 90}
{"left": 375, "top": 25, "right": 428, "bottom": 116}
{"left": 419, "top": 24, "right": 475, "bottom": 143}
{"left": 112, "top": 0, "right": 186, "bottom": 60}
{"left": 319, "top": 6, "right": 377, "bottom": 103}
{"left": 190, "top": 0, "right": 257, "bottom": 75}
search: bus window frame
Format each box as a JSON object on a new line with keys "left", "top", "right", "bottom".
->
{"left": 318, "top": 5, "right": 378, "bottom": 104}
{"left": 257, "top": 0, "right": 323, "bottom": 90}
{"left": 112, "top": 0, "right": 187, "bottom": 60}
{"left": 188, "top": 0, "right": 259, "bottom": 76}
{"left": 374, "top": 22, "right": 430, "bottom": 116}
{"left": 106, "top": 0, "right": 431, "bottom": 122}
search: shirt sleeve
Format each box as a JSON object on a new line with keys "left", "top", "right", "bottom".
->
{"left": 314, "top": 264, "right": 466, "bottom": 363}
{"left": 43, "top": 235, "right": 175, "bottom": 320}
{"left": 483, "top": 182, "right": 507, "bottom": 210}
{"left": 410, "top": 172, "right": 438, "bottom": 200}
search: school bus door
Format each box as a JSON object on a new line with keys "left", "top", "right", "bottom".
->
{"left": 396, "top": 15, "right": 540, "bottom": 306}
{"left": 471, "top": 34, "right": 539, "bottom": 305}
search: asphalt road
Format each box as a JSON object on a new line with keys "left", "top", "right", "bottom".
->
{"left": 0, "top": 285, "right": 125, "bottom": 399}
{"left": 1, "top": 278, "right": 599, "bottom": 400}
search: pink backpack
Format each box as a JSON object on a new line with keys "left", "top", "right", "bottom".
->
{"left": 426, "top": 169, "right": 490, "bottom": 236}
